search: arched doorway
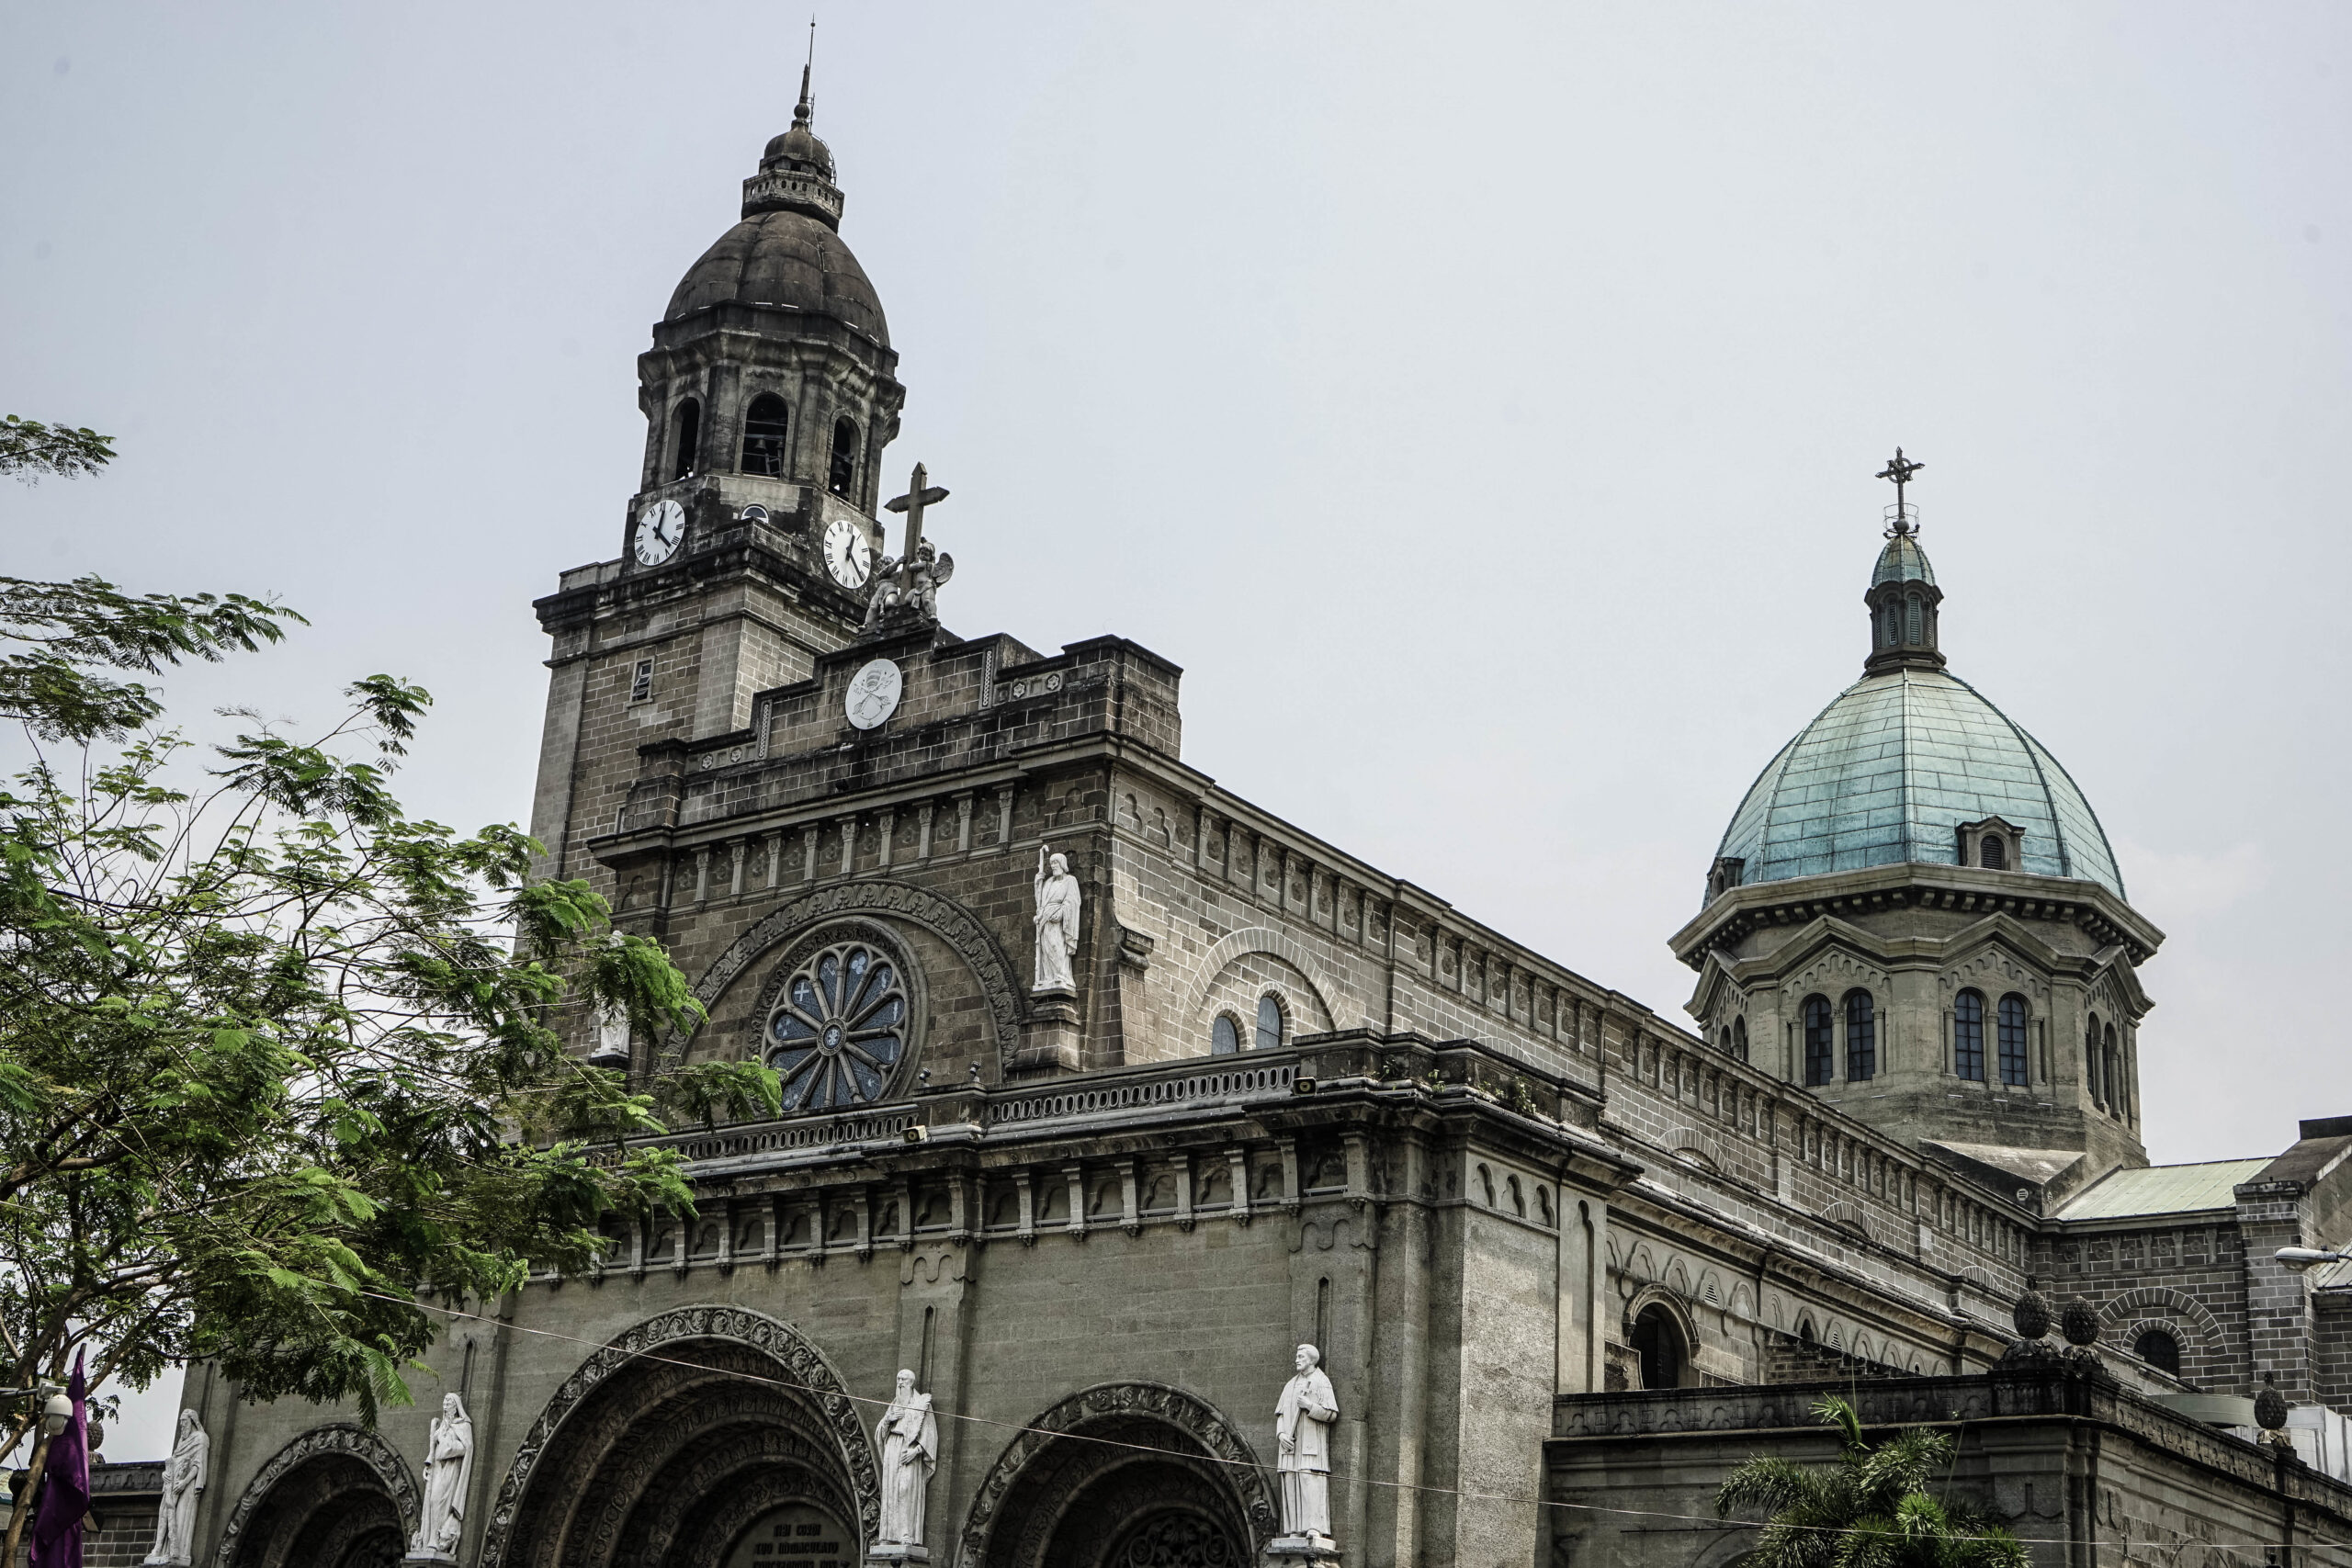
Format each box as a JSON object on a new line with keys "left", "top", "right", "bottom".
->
{"left": 214, "top": 1427, "right": 415, "bottom": 1568}
{"left": 961, "top": 1384, "right": 1274, "bottom": 1568}
{"left": 484, "top": 1306, "right": 876, "bottom": 1568}
{"left": 1631, "top": 1303, "right": 1688, "bottom": 1390}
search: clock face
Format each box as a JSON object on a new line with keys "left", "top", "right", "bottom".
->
{"left": 845, "top": 659, "right": 903, "bottom": 731}
{"left": 633, "top": 500, "right": 685, "bottom": 567}
{"left": 823, "top": 517, "right": 873, "bottom": 590}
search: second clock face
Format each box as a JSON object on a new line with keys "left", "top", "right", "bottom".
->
{"left": 823, "top": 518, "right": 873, "bottom": 590}
{"left": 634, "top": 500, "right": 685, "bottom": 566}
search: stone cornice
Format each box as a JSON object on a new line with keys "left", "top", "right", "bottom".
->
{"left": 1670, "top": 862, "right": 2164, "bottom": 969}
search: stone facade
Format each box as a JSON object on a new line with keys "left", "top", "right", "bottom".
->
{"left": 170, "top": 84, "right": 2352, "bottom": 1568}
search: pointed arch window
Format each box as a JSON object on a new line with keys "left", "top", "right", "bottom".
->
{"left": 1954, "top": 988, "right": 1985, "bottom": 1081}
{"left": 741, "top": 393, "right": 790, "bottom": 477}
{"left": 828, "top": 416, "right": 860, "bottom": 499}
{"left": 1843, "top": 989, "right": 1876, "bottom": 1082}
{"left": 1803, "top": 996, "right": 1834, "bottom": 1087}
{"left": 1997, "top": 994, "right": 2030, "bottom": 1086}
{"left": 670, "top": 398, "right": 703, "bottom": 481}
{"left": 1732, "top": 1016, "right": 1749, "bottom": 1063}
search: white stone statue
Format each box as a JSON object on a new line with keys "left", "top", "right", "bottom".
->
{"left": 407, "top": 1393, "right": 475, "bottom": 1561}
{"left": 1032, "top": 847, "right": 1081, "bottom": 995}
{"left": 901, "top": 540, "right": 955, "bottom": 621}
{"left": 873, "top": 1369, "right": 939, "bottom": 1553}
{"left": 141, "top": 1410, "right": 207, "bottom": 1565}
{"left": 863, "top": 555, "right": 904, "bottom": 630}
{"left": 1273, "top": 1343, "right": 1339, "bottom": 1547}
{"left": 594, "top": 1000, "right": 630, "bottom": 1062}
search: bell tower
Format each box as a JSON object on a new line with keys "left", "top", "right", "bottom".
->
{"left": 526, "top": 67, "right": 905, "bottom": 886}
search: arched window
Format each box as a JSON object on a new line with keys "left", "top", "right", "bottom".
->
{"left": 1997, "top": 994, "right": 2030, "bottom": 1086}
{"left": 2086, "top": 1016, "right": 2104, "bottom": 1104}
{"left": 1803, "top": 996, "right": 1834, "bottom": 1087}
{"left": 1905, "top": 593, "right": 1923, "bottom": 644}
{"left": 1953, "top": 988, "right": 1985, "bottom": 1081}
{"left": 1255, "top": 995, "right": 1285, "bottom": 1051}
{"left": 1980, "top": 832, "right": 2007, "bottom": 871}
{"left": 828, "top": 416, "right": 859, "bottom": 498}
{"left": 1843, "top": 989, "right": 1875, "bottom": 1081}
{"left": 669, "top": 399, "right": 702, "bottom": 481}
{"left": 2105, "top": 1024, "right": 2123, "bottom": 1119}
{"left": 740, "top": 393, "right": 790, "bottom": 477}
{"left": 1632, "top": 1304, "right": 1687, "bottom": 1390}
{"left": 1211, "top": 1014, "right": 1240, "bottom": 1056}
{"left": 2134, "top": 1327, "right": 2181, "bottom": 1376}
{"left": 1732, "top": 1017, "right": 1748, "bottom": 1063}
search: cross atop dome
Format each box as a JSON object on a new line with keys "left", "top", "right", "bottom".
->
{"left": 1876, "top": 446, "right": 1924, "bottom": 536}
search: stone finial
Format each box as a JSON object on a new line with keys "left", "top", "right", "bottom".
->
{"left": 2011, "top": 1284, "right": 2052, "bottom": 1342}
{"left": 2059, "top": 1299, "right": 2101, "bottom": 1348}
{"left": 2256, "top": 1373, "right": 2290, "bottom": 1433}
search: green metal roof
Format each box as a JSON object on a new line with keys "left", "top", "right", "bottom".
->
{"left": 1873, "top": 534, "right": 1937, "bottom": 587}
{"left": 1713, "top": 668, "right": 2126, "bottom": 901}
{"left": 2055, "top": 1160, "right": 2270, "bottom": 1221}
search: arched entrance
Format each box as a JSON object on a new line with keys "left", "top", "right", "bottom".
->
{"left": 959, "top": 1384, "right": 1274, "bottom": 1568}
{"left": 482, "top": 1305, "right": 876, "bottom": 1568}
{"left": 212, "top": 1426, "right": 415, "bottom": 1568}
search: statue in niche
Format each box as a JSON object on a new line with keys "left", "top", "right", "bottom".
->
{"left": 408, "top": 1393, "right": 475, "bottom": 1561}
{"left": 873, "top": 1370, "right": 939, "bottom": 1554}
{"left": 141, "top": 1410, "right": 207, "bottom": 1565}
{"left": 1273, "top": 1344, "right": 1339, "bottom": 1549}
{"left": 1032, "top": 847, "right": 1081, "bottom": 995}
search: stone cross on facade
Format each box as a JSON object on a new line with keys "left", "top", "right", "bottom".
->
{"left": 886, "top": 463, "right": 951, "bottom": 561}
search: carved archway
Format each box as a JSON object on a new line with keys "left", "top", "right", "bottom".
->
{"left": 682, "top": 879, "right": 1026, "bottom": 1071}
{"left": 211, "top": 1425, "right": 417, "bottom": 1568}
{"left": 958, "top": 1382, "right": 1275, "bottom": 1568}
{"left": 480, "top": 1305, "right": 879, "bottom": 1568}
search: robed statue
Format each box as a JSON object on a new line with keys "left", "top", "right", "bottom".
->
{"left": 874, "top": 1370, "right": 939, "bottom": 1551}
{"left": 408, "top": 1393, "right": 475, "bottom": 1561}
{"left": 1032, "top": 848, "right": 1081, "bottom": 994}
{"left": 141, "top": 1410, "right": 207, "bottom": 1565}
{"left": 1274, "top": 1344, "right": 1340, "bottom": 1545}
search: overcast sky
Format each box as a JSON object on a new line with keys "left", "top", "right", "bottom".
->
{"left": 8, "top": 2, "right": 2349, "bottom": 1454}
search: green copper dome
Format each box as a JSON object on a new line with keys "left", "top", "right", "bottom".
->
{"left": 1710, "top": 522, "right": 2124, "bottom": 903}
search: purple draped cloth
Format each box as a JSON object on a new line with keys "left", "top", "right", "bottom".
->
{"left": 28, "top": 1350, "right": 87, "bottom": 1568}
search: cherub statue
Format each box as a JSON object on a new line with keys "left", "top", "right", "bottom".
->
{"left": 862, "top": 555, "right": 904, "bottom": 631}
{"left": 902, "top": 540, "right": 956, "bottom": 621}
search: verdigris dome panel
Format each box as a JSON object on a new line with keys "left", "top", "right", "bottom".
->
{"left": 1713, "top": 669, "right": 2122, "bottom": 899}
{"left": 665, "top": 209, "right": 889, "bottom": 345}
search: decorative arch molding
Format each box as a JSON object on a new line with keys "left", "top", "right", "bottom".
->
{"left": 682, "top": 879, "right": 1025, "bottom": 1068}
{"left": 1817, "top": 1201, "right": 1873, "bottom": 1243}
{"left": 2098, "top": 1285, "right": 2225, "bottom": 1352}
{"left": 211, "top": 1424, "right": 417, "bottom": 1568}
{"left": 1181, "top": 929, "right": 1343, "bottom": 1037}
{"left": 1623, "top": 1283, "right": 1701, "bottom": 1342}
{"left": 956, "top": 1382, "right": 1278, "bottom": 1568}
{"left": 479, "top": 1303, "right": 880, "bottom": 1568}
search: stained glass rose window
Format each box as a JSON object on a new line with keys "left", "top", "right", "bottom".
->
{"left": 766, "top": 941, "right": 909, "bottom": 1111}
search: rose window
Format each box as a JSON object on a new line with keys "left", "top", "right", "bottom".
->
{"left": 766, "top": 942, "right": 909, "bottom": 1111}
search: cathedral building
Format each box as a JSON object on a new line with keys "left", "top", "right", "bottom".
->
{"left": 171, "top": 76, "right": 2352, "bottom": 1568}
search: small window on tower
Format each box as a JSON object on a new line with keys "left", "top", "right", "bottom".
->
{"left": 1803, "top": 996, "right": 1834, "bottom": 1087}
{"left": 1980, "top": 833, "right": 2007, "bottom": 871}
{"left": 670, "top": 399, "right": 702, "bottom": 481}
{"left": 829, "top": 417, "right": 860, "bottom": 499}
{"left": 1732, "top": 1016, "right": 1748, "bottom": 1063}
{"left": 1211, "top": 1014, "right": 1240, "bottom": 1056}
{"left": 1954, "top": 988, "right": 1985, "bottom": 1081}
{"left": 1905, "top": 592, "right": 1923, "bottom": 644}
{"left": 741, "top": 394, "right": 790, "bottom": 477}
{"left": 629, "top": 659, "right": 653, "bottom": 703}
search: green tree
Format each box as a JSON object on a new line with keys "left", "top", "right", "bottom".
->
{"left": 0, "top": 420, "right": 774, "bottom": 1555}
{"left": 1714, "top": 1395, "right": 2029, "bottom": 1568}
